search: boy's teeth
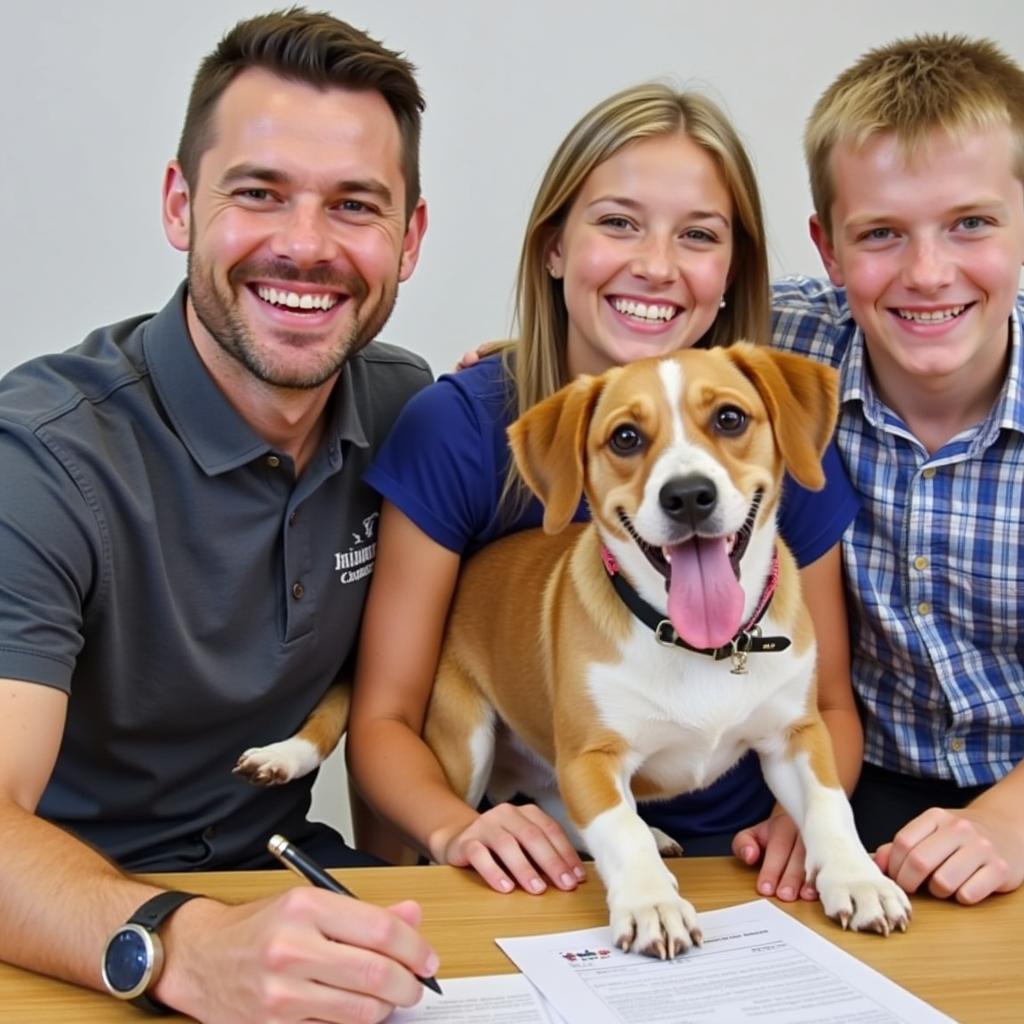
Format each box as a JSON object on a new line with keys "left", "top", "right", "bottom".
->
{"left": 256, "top": 286, "right": 339, "bottom": 311}
{"left": 896, "top": 305, "right": 965, "bottom": 323}
{"left": 612, "top": 298, "right": 678, "bottom": 323}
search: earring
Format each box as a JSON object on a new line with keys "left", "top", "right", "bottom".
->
{"left": 719, "top": 296, "right": 727, "bottom": 309}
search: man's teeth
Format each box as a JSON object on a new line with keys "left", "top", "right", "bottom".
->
{"left": 895, "top": 305, "right": 966, "bottom": 323}
{"left": 256, "top": 286, "right": 339, "bottom": 311}
{"left": 612, "top": 298, "right": 678, "bottom": 323}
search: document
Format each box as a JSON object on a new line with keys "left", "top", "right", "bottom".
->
{"left": 388, "top": 972, "right": 564, "bottom": 1023}
{"left": 497, "top": 899, "right": 954, "bottom": 1024}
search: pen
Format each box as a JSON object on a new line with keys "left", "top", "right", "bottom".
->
{"left": 267, "top": 833, "right": 443, "bottom": 995}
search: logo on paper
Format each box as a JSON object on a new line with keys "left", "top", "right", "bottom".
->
{"left": 560, "top": 948, "right": 612, "bottom": 962}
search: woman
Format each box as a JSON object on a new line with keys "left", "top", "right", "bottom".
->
{"left": 347, "top": 83, "right": 861, "bottom": 901}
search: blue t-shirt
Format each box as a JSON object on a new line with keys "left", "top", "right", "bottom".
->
{"left": 365, "top": 356, "right": 859, "bottom": 843}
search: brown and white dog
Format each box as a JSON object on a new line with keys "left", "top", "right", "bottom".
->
{"left": 237, "top": 343, "right": 910, "bottom": 957}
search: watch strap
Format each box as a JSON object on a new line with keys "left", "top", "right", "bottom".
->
{"left": 126, "top": 891, "right": 200, "bottom": 1014}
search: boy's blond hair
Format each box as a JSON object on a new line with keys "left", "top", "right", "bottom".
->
{"left": 806, "top": 34, "right": 1024, "bottom": 238}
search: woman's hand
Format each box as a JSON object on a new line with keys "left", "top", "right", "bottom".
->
{"left": 433, "top": 803, "right": 587, "bottom": 895}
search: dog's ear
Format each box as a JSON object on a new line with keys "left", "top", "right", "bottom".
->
{"left": 508, "top": 374, "right": 604, "bottom": 533}
{"left": 726, "top": 343, "right": 838, "bottom": 491}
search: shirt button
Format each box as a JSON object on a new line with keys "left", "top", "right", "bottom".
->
{"left": 922, "top": 467, "right": 936, "bottom": 479}
{"left": 288, "top": 511, "right": 298, "bottom": 526}
{"left": 917, "top": 601, "right": 931, "bottom": 615}
{"left": 202, "top": 825, "right": 217, "bottom": 839}
{"left": 291, "top": 581, "right": 305, "bottom": 600}
{"left": 267, "top": 454, "right": 281, "bottom": 468}
{"left": 913, "top": 556, "right": 929, "bottom": 571}
{"left": 950, "top": 739, "right": 964, "bottom": 752}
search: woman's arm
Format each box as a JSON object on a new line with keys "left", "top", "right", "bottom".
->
{"left": 346, "top": 501, "right": 584, "bottom": 894}
{"left": 732, "top": 542, "right": 863, "bottom": 898}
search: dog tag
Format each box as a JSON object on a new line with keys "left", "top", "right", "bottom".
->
{"left": 730, "top": 631, "right": 753, "bottom": 675}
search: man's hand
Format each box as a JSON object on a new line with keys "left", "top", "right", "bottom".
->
{"left": 874, "top": 805, "right": 1024, "bottom": 904}
{"left": 732, "top": 813, "right": 817, "bottom": 902}
{"left": 435, "top": 802, "right": 587, "bottom": 895}
{"left": 158, "top": 889, "right": 439, "bottom": 1024}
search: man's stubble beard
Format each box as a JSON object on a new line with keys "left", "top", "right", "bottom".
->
{"left": 186, "top": 248, "right": 398, "bottom": 390}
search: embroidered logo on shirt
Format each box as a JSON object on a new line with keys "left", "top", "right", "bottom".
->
{"left": 333, "top": 512, "right": 378, "bottom": 584}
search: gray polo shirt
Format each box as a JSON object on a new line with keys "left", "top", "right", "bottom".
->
{"left": 0, "top": 284, "right": 431, "bottom": 870}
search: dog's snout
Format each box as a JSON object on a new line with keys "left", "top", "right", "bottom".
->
{"left": 659, "top": 475, "right": 717, "bottom": 526}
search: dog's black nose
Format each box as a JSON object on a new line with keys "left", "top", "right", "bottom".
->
{"left": 659, "top": 475, "right": 717, "bottom": 526}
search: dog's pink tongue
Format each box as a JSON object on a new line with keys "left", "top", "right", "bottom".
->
{"left": 666, "top": 537, "right": 744, "bottom": 649}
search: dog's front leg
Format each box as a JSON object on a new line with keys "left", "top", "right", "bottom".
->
{"left": 561, "top": 749, "right": 701, "bottom": 959}
{"left": 758, "top": 723, "right": 911, "bottom": 935}
{"left": 234, "top": 680, "right": 350, "bottom": 785}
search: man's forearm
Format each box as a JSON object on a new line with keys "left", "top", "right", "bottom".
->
{"left": 0, "top": 799, "right": 166, "bottom": 987}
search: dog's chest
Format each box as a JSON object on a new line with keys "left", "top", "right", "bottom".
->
{"left": 585, "top": 620, "right": 813, "bottom": 791}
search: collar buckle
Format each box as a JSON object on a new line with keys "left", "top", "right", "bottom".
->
{"left": 655, "top": 620, "right": 679, "bottom": 647}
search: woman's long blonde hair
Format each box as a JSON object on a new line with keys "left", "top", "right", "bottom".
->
{"left": 500, "top": 82, "right": 771, "bottom": 515}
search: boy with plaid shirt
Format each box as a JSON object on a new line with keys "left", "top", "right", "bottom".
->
{"left": 746, "top": 35, "right": 1024, "bottom": 906}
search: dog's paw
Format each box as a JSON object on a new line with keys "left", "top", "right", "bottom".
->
{"left": 816, "top": 860, "right": 911, "bottom": 936}
{"left": 609, "top": 891, "right": 702, "bottom": 959}
{"left": 233, "top": 737, "right": 320, "bottom": 786}
{"left": 650, "top": 826, "right": 684, "bottom": 859}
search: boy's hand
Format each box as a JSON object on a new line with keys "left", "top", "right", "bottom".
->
{"left": 732, "top": 813, "right": 817, "bottom": 902}
{"left": 875, "top": 805, "right": 1024, "bottom": 904}
{"left": 454, "top": 340, "right": 506, "bottom": 372}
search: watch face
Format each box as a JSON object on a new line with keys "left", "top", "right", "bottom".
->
{"left": 102, "top": 924, "right": 155, "bottom": 999}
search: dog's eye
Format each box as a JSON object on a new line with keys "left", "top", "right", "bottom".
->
{"left": 609, "top": 425, "right": 644, "bottom": 454}
{"left": 714, "top": 405, "right": 747, "bottom": 435}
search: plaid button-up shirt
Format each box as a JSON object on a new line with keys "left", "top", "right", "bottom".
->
{"left": 773, "top": 276, "right": 1024, "bottom": 786}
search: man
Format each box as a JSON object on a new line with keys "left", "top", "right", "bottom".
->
{"left": 0, "top": 9, "right": 437, "bottom": 1022}
{"left": 744, "top": 34, "right": 1024, "bottom": 908}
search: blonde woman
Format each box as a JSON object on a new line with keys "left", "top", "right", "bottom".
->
{"left": 347, "top": 83, "right": 861, "bottom": 902}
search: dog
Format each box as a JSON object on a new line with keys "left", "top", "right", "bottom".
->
{"left": 236, "top": 343, "right": 911, "bottom": 957}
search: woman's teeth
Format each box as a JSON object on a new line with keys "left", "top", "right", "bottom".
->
{"left": 612, "top": 298, "right": 678, "bottom": 323}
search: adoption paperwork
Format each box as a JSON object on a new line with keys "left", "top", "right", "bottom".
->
{"left": 496, "top": 899, "right": 954, "bottom": 1024}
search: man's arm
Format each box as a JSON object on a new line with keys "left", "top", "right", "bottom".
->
{"left": 875, "top": 759, "right": 1024, "bottom": 904}
{"left": 0, "top": 678, "right": 438, "bottom": 1023}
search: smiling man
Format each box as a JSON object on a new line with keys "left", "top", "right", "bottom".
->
{"left": 0, "top": 9, "right": 437, "bottom": 1023}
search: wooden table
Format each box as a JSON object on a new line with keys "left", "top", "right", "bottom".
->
{"left": 1, "top": 857, "right": 1018, "bottom": 1021}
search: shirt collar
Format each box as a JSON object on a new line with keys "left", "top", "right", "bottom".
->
{"left": 142, "top": 283, "right": 369, "bottom": 477}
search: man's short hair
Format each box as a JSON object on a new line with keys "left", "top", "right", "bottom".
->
{"left": 805, "top": 34, "right": 1024, "bottom": 238}
{"left": 177, "top": 6, "right": 424, "bottom": 219}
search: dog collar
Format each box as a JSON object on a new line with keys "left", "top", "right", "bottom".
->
{"left": 600, "top": 546, "right": 791, "bottom": 674}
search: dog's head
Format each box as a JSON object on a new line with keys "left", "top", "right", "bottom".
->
{"left": 508, "top": 343, "right": 838, "bottom": 649}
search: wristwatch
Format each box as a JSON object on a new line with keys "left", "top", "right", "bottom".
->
{"left": 101, "top": 890, "right": 199, "bottom": 1013}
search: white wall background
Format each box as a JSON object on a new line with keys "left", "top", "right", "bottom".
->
{"left": 4, "top": 0, "right": 1022, "bottom": 837}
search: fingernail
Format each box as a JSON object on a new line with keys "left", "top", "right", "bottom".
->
{"left": 574, "top": 866, "right": 587, "bottom": 880}
{"left": 530, "top": 878, "right": 546, "bottom": 894}
{"left": 424, "top": 954, "right": 440, "bottom": 975}
{"left": 498, "top": 878, "right": 513, "bottom": 892}
{"left": 560, "top": 873, "right": 575, "bottom": 889}
{"left": 778, "top": 886, "right": 793, "bottom": 900}
{"left": 758, "top": 881, "right": 774, "bottom": 895}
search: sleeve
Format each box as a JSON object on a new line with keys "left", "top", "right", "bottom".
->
{"left": 363, "top": 375, "right": 501, "bottom": 554}
{"left": 777, "top": 439, "right": 859, "bottom": 567}
{"left": 0, "top": 422, "right": 98, "bottom": 690}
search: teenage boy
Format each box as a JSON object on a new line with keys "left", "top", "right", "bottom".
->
{"left": 763, "top": 34, "right": 1024, "bottom": 906}
{"left": 0, "top": 9, "right": 438, "bottom": 1022}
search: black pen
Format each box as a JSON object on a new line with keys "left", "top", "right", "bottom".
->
{"left": 267, "top": 833, "right": 443, "bottom": 995}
